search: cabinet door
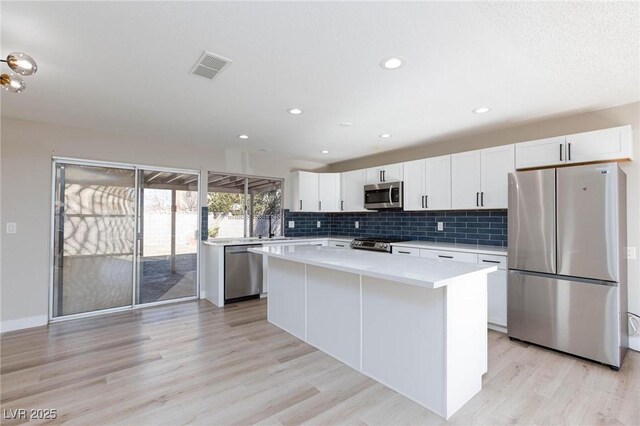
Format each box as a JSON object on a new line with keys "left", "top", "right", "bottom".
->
{"left": 480, "top": 145, "right": 514, "bottom": 209}
{"left": 318, "top": 173, "right": 340, "bottom": 212}
{"left": 365, "top": 167, "right": 385, "bottom": 184}
{"left": 340, "top": 170, "right": 366, "bottom": 212}
{"left": 451, "top": 150, "right": 481, "bottom": 209}
{"left": 382, "top": 163, "right": 404, "bottom": 182}
{"left": 566, "top": 126, "right": 633, "bottom": 164}
{"left": 424, "top": 155, "right": 451, "bottom": 210}
{"left": 403, "top": 159, "right": 425, "bottom": 211}
{"left": 515, "top": 136, "right": 566, "bottom": 169}
{"left": 487, "top": 269, "right": 507, "bottom": 327}
{"left": 294, "top": 171, "right": 319, "bottom": 212}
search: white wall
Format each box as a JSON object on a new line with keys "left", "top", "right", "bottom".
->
{"left": 330, "top": 102, "right": 640, "bottom": 351}
{"left": 0, "top": 117, "right": 324, "bottom": 331}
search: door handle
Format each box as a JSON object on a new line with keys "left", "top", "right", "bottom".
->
{"left": 560, "top": 143, "right": 563, "bottom": 161}
{"left": 480, "top": 192, "right": 484, "bottom": 207}
{"left": 568, "top": 142, "right": 572, "bottom": 161}
{"left": 299, "top": 200, "right": 302, "bottom": 210}
{"left": 438, "top": 255, "right": 454, "bottom": 259}
{"left": 476, "top": 192, "right": 480, "bottom": 207}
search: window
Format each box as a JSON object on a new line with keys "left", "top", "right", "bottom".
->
{"left": 207, "top": 173, "right": 282, "bottom": 239}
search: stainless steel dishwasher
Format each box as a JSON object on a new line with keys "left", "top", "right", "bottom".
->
{"left": 224, "top": 244, "right": 263, "bottom": 303}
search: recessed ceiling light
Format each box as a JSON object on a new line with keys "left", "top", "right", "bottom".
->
{"left": 287, "top": 108, "right": 303, "bottom": 115}
{"left": 380, "top": 57, "right": 404, "bottom": 70}
{"left": 339, "top": 122, "right": 353, "bottom": 127}
{"left": 472, "top": 107, "right": 491, "bottom": 114}
{"left": 238, "top": 134, "right": 249, "bottom": 139}
{"left": 321, "top": 150, "right": 329, "bottom": 154}
{"left": 379, "top": 133, "right": 392, "bottom": 138}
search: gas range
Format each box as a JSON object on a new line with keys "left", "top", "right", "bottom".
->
{"left": 350, "top": 237, "right": 407, "bottom": 253}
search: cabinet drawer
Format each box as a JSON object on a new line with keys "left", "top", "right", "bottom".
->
{"left": 478, "top": 254, "right": 507, "bottom": 270}
{"left": 329, "top": 240, "right": 349, "bottom": 248}
{"left": 392, "top": 247, "right": 420, "bottom": 257}
{"left": 420, "top": 249, "right": 478, "bottom": 263}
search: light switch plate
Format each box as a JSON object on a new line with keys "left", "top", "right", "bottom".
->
{"left": 6, "top": 222, "right": 16, "bottom": 234}
{"left": 437, "top": 222, "right": 444, "bottom": 231}
{"left": 288, "top": 221, "right": 295, "bottom": 228}
{"left": 627, "top": 247, "right": 637, "bottom": 260}
{"left": 355, "top": 221, "right": 359, "bottom": 229}
{"left": 317, "top": 221, "right": 321, "bottom": 228}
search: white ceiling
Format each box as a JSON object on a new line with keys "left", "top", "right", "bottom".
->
{"left": 1, "top": 1, "right": 638, "bottom": 164}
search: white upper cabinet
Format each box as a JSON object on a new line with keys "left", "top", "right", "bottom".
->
{"left": 365, "top": 163, "right": 404, "bottom": 184}
{"left": 340, "top": 170, "right": 366, "bottom": 212}
{"left": 515, "top": 125, "right": 633, "bottom": 169}
{"left": 452, "top": 146, "right": 514, "bottom": 209}
{"left": 515, "top": 136, "right": 566, "bottom": 169}
{"left": 480, "top": 145, "right": 515, "bottom": 209}
{"left": 451, "top": 150, "right": 482, "bottom": 209}
{"left": 318, "top": 173, "right": 340, "bottom": 212}
{"left": 403, "top": 156, "right": 451, "bottom": 211}
{"left": 289, "top": 171, "right": 319, "bottom": 212}
{"left": 566, "top": 125, "right": 633, "bottom": 164}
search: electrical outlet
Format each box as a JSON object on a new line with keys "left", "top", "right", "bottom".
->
{"left": 627, "top": 247, "right": 637, "bottom": 260}
{"left": 317, "top": 221, "right": 321, "bottom": 228}
{"left": 288, "top": 221, "right": 295, "bottom": 228}
{"left": 6, "top": 223, "right": 16, "bottom": 234}
{"left": 437, "top": 222, "right": 444, "bottom": 231}
{"left": 355, "top": 221, "right": 359, "bottom": 229}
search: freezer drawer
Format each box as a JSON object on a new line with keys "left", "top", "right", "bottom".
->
{"left": 508, "top": 271, "right": 622, "bottom": 367}
{"left": 507, "top": 169, "right": 556, "bottom": 274}
{"left": 557, "top": 164, "right": 621, "bottom": 282}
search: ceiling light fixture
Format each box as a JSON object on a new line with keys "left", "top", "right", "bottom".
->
{"left": 321, "top": 150, "right": 329, "bottom": 154}
{"left": 287, "top": 108, "right": 303, "bottom": 115}
{"left": 1, "top": 51, "right": 37, "bottom": 93}
{"left": 238, "top": 134, "right": 249, "bottom": 139}
{"left": 380, "top": 57, "right": 404, "bottom": 70}
{"left": 339, "top": 122, "right": 353, "bottom": 127}
{"left": 379, "top": 133, "right": 392, "bottom": 138}
{"left": 473, "top": 107, "right": 491, "bottom": 114}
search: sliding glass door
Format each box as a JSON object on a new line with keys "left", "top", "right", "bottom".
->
{"left": 51, "top": 160, "right": 200, "bottom": 320}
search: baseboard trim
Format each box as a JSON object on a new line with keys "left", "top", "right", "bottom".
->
{"left": 488, "top": 323, "right": 507, "bottom": 334}
{"left": 0, "top": 315, "right": 48, "bottom": 333}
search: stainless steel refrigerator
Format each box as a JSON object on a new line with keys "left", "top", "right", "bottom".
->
{"left": 507, "top": 163, "right": 628, "bottom": 369}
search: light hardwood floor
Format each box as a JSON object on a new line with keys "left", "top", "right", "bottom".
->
{"left": 1, "top": 299, "right": 638, "bottom": 425}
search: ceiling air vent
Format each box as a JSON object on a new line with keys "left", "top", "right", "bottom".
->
{"left": 190, "top": 51, "right": 231, "bottom": 80}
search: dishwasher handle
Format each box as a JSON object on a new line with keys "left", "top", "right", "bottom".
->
{"left": 224, "top": 244, "right": 263, "bottom": 254}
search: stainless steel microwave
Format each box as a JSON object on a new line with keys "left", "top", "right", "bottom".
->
{"left": 364, "top": 182, "right": 403, "bottom": 210}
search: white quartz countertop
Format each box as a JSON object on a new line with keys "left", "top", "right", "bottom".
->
{"left": 249, "top": 245, "right": 496, "bottom": 289}
{"left": 391, "top": 241, "right": 507, "bottom": 256}
{"left": 202, "top": 236, "right": 353, "bottom": 247}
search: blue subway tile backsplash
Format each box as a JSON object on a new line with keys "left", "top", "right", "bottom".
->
{"left": 284, "top": 209, "right": 508, "bottom": 247}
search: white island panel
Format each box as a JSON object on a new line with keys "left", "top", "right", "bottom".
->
{"left": 267, "top": 257, "right": 306, "bottom": 340}
{"left": 362, "top": 276, "right": 446, "bottom": 414}
{"left": 307, "top": 266, "right": 361, "bottom": 369}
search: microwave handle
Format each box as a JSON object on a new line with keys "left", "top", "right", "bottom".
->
{"left": 389, "top": 185, "right": 393, "bottom": 204}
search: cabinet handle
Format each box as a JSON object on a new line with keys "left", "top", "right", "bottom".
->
{"left": 482, "top": 259, "right": 500, "bottom": 264}
{"left": 421, "top": 195, "right": 425, "bottom": 209}
{"left": 425, "top": 195, "right": 429, "bottom": 208}
{"left": 480, "top": 192, "right": 484, "bottom": 207}
{"left": 299, "top": 200, "right": 302, "bottom": 210}
{"left": 335, "top": 244, "right": 345, "bottom": 247}
{"left": 568, "top": 142, "right": 572, "bottom": 161}
{"left": 476, "top": 192, "right": 480, "bottom": 207}
{"left": 560, "top": 143, "right": 563, "bottom": 161}
{"left": 341, "top": 200, "right": 344, "bottom": 211}
{"left": 379, "top": 170, "right": 383, "bottom": 182}
{"left": 382, "top": 170, "right": 386, "bottom": 182}
{"left": 319, "top": 201, "right": 322, "bottom": 210}
{"left": 438, "top": 255, "right": 454, "bottom": 259}
{"left": 398, "top": 250, "right": 412, "bottom": 254}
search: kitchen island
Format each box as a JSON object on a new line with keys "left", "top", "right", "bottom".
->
{"left": 249, "top": 244, "right": 497, "bottom": 419}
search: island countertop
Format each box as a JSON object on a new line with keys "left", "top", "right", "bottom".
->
{"left": 249, "top": 245, "right": 496, "bottom": 289}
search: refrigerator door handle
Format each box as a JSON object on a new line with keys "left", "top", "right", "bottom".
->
{"left": 508, "top": 269, "right": 618, "bottom": 287}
